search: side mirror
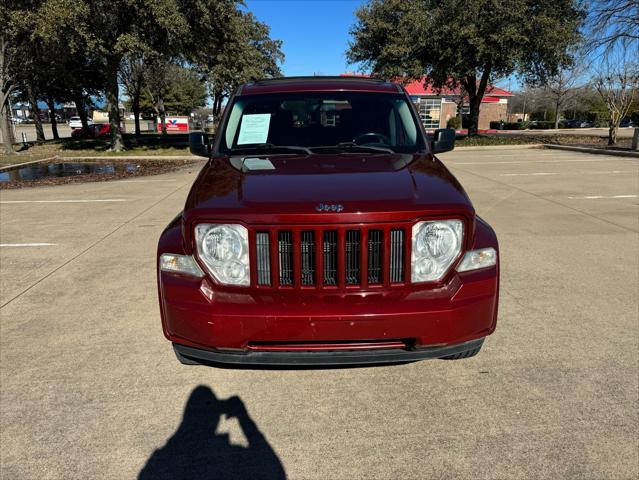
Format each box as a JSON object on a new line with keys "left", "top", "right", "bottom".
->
{"left": 189, "top": 131, "right": 211, "bottom": 157}
{"left": 431, "top": 128, "right": 455, "bottom": 154}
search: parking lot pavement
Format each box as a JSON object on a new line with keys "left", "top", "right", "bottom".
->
{"left": 0, "top": 124, "right": 74, "bottom": 143}
{"left": 1, "top": 148, "right": 637, "bottom": 479}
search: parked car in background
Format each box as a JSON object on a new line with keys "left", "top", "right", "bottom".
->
{"left": 579, "top": 120, "right": 595, "bottom": 128}
{"left": 158, "top": 76, "right": 500, "bottom": 367}
{"left": 562, "top": 119, "right": 583, "bottom": 128}
{"left": 68, "top": 116, "right": 93, "bottom": 129}
{"left": 619, "top": 118, "right": 636, "bottom": 128}
{"left": 71, "top": 123, "right": 117, "bottom": 139}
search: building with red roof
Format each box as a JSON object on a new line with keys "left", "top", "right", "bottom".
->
{"left": 343, "top": 74, "right": 513, "bottom": 130}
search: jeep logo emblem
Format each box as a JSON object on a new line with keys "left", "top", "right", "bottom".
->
{"left": 316, "top": 203, "right": 344, "bottom": 212}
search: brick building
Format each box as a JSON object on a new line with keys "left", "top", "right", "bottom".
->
{"left": 403, "top": 78, "right": 513, "bottom": 130}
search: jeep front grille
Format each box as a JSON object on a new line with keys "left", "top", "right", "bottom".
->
{"left": 252, "top": 224, "right": 408, "bottom": 289}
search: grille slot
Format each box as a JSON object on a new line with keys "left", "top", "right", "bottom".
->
{"left": 300, "top": 231, "right": 315, "bottom": 285}
{"left": 252, "top": 225, "right": 410, "bottom": 289}
{"left": 323, "top": 231, "right": 338, "bottom": 286}
{"left": 278, "top": 231, "right": 293, "bottom": 286}
{"left": 367, "top": 230, "right": 383, "bottom": 284}
{"left": 345, "top": 230, "right": 361, "bottom": 284}
{"left": 256, "top": 232, "right": 271, "bottom": 285}
{"left": 390, "top": 229, "right": 404, "bottom": 283}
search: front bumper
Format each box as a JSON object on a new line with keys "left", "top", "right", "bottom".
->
{"left": 157, "top": 216, "right": 499, "bottom": 365}
{"left": 173, "top": 337, "right": 485, "bottom": 366}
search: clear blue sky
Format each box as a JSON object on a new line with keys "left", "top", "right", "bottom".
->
{"left": 244, "top": 0, "right": 366, "bottom": 76}
{"left": 244, "top": 0, "right": 516, "bottom": 90}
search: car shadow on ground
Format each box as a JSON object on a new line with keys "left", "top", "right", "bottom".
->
{"left": 138, "top": 385, "right": 285, "bottom": 480}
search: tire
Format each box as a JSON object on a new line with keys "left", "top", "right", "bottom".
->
{"left": 440, "top": 344, "right": 482, "bottom": 360}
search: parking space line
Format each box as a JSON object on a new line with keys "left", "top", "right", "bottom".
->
{"left": 0, "top": 243, "right": 57, "bottom": 247}
{"left": 501, "top": 170, "right": 634, "bottom": 177}
{"left": 452, "top": 158, "right": 626, "bottom": 165}
{"left": 450, "top": 166, "right": 638, "bottom": 233}
{"left": 0, "top": 182, "right": 189, "bottom": 309}
{"left": 567, "top": 194, "right": 638, "bottom": 200}
{"left": 0, "top": 199, "right": 127, "bottom": 204}
{"left": 501, "top": 172, "right": 560, "bottom": 176}
{"left": 118, "top": 179, "right": 177, "bottom": 183}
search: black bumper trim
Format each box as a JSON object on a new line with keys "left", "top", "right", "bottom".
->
{"left": 173, "top": 338, "right": 485, "bottom": 366}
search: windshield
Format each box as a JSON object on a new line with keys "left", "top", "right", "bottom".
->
{"left": 219, "top": 92, "right": 424, "bottom": 154}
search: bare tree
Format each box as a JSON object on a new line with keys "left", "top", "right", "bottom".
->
{"left": 593, "top": 52, "right": 638, "bottom": 144}
{"left": 544, "top": 60, "right": 586, "bottom": 128}
{"left": 120, "top": 53, "right": 146, "bottom": 136}
{"left": 144, "top": 57, "right": 175, "bottom": 136}
{"left": 588, "top": 0, "right": 639, "bottom": 53}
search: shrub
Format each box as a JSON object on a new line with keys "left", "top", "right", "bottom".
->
{"left": 529, "top": 121, "right": 555, "bottom": 129}
{"left": 447, "top": 117, "right": 461, "bottom": 129}
{"left": 489, "top": 120, "right": 503, "bottom": 129}
{"left": 500, "top": 121, "right": 528, "bottom": 130}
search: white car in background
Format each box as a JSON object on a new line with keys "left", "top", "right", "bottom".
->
{"left": 68, "top": 116, "right": 93, "bottom": 129}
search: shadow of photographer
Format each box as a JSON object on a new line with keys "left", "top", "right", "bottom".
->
{"left": 139, "top": 385, "right": 285, "bottom": 480}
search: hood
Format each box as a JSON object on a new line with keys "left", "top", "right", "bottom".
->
{"left": 184, "top": 153, "right": 473, "bottom": 221}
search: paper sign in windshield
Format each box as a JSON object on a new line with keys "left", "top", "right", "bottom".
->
{"left": 237, "top": 114, "right": 271, "bottom": 145}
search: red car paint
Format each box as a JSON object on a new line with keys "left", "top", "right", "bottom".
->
{"left": 157, "top": 77, "right": 499, "bottom": 366}
{"left": 71, "top": 123, "right": 119, "bottom": 138}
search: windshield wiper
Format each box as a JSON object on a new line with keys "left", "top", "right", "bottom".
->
{"left": 311, "top": 142, "right": 395, "bottom": 154}
{"left": 230, "top": 143, "right": 312, "bottom": 155}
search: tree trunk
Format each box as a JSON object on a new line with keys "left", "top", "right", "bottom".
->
{"left": 608, "top": 124, "right": 618, "bottom": 145}
{"left": 463, "top": 66, "right": 492, "bottom": 137}
{"left": 554, "top": 102, "right": 561, "bottom": 129}
{"left": 1, "top": 37, "right": 15, "bottom": 153}
{"left": 158, "top": 97, "right": 167, "bottom": 136}
{"left": 73, "top": 92, "right": 90, "bottom": 130}
{"left": 27, "top": 83, "right": 45, "bottom": 143}
{"left": 47, "top": 97, "right": 59, "bottom": 140}
{"left": 132, "top": 94, "right": 141, "bottom": 136}
{"left": 214, "top": 95, "right": 223, "bottom": 116}
{"left": 0, "top": 101, "right": 14, "bottom": 154}
{"left": 106, "top": 55, "right": 124, "bottom": 151}
{"left": 467, "top": 96, "right": 481, "bottom": 137}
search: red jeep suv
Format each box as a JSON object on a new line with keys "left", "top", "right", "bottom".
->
{"left": 157, "top": 76, "right": 499, "bottom": 366}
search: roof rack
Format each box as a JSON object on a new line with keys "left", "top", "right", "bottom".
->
{"left": 250, "top": 76, "right": 389, "bottom": 85}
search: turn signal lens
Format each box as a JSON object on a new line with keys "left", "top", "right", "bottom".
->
{"left": 456, "top": 248, "right": 497, "bottom": 272}
{"left": 160, "top": 254, "right": 204, "bottom": 277}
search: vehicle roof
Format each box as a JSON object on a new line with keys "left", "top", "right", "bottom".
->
{"left": 238, "top": 76, "right": 404, "bottom": 96}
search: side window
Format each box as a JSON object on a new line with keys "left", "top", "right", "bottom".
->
{"left": 225, "top": 100, "right": 244, "bottom": 149}
{"left": 395, "top": 99, "right": 418, "bottom": 146}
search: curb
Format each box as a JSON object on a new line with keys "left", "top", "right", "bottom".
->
{"left": 55, "top": 155, "right": 199, "bottom": 161}
{"left": 543, "top": 144, "right": 639, "bottom": 158}
{"left": 0, "top": 155, "right": 200, "bottom": 171}
{"left": 453, "top": 144, "right": 543, "bottom": 151}
{"left": 0, "top": 157, "right": 58, "bottom": 171}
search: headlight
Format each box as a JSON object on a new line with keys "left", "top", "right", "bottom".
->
{"left": 411, "top": 219, "right": 463, "bottom": 283}
{"left": 195, "top": 224, "right": 250, "bottom": 286}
